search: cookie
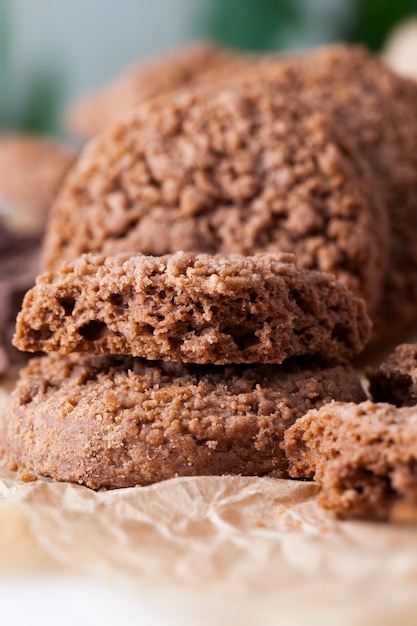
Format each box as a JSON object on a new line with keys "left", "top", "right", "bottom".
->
{"left": 284, "top": 400, "right": 417, "bottom": 521}
{"left": 43, "top": 82, "right": 387, "bottom": 314}
{"left": 244, "top": 45, "right": 417, "bottom": 339}
{"left": 65, "top": 42, "right": 247, "bottom": 138}
{"left": 367, "top": 343, "right": 417, "bottom": 407}
{"left": 0, "top": 353, "right": 366, "bottom": 489}
{"left": 0, "top": 134, "right": 75, "bottom": 376}
{"left": 0, "top": 222, "right": 42, "bottom": 377}
{"left": 0, "top": 134, "right": 76, "bottom": 235}
{"left": 14, "top": 252, "right": 371, "bottom": 364}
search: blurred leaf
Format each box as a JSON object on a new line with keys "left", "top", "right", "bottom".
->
{"left": 197, "top": 0, "right": 417, "bottom": 53}
{"left": 349, "top": 0, "right": 417, "bottom": 50}
{"left": 18, "top": 65, "right": 63, "bottom": 133}
{"left": 0, "top": 0, "right": 8, "bottom": 67}
{"left": 198, "top": 0, "right": 301, "bottom": 51}
{"left": 0, "top": 0, "right": 10, "bottom": 125}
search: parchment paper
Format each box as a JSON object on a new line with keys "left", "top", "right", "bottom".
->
{"left": 1, "top": 371, "right": 417, "bottom": 625}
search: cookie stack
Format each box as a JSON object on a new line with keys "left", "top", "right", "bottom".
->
{"left": 58, "top": 43, "right": 417, "bottom": 342}
{"left": 3, "top": 44, "right": 417, "bottom": 511}
{"left": 2, "top": 250, "right": 369, "bottom": 488}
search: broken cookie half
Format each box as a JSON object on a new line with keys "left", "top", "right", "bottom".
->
{"left": 13, "top": 251, "right": 371, "bottom": 365}
{"left": 284, "top": 400, "right": 417, "bottom": 522}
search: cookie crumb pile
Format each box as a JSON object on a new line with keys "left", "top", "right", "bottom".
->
{"left": 3, "top": 42, "right": 417, "bottom": 520}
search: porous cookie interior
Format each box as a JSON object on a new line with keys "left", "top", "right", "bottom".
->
{"left": 14, "top": 252, "right": 371, "bottom": 364}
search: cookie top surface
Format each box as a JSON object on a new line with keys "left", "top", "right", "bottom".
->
{"left": 65, "top": 42, "right": 247, "bottom": 138}
{"left": 44, "top": 81, "right": 386, "bottom": 314}
{"left": 14, "top": 252, "right": 371, "bottom": 364}
{"left": 0, "top": 134, "right": 76, "bottom": 235}
{"left": 284, "top": 400, "right": 417, "bottom": 520}
{"left": 1, "top": 353, "right": 365, "bottom": 488}
{"left": 367, "top": 343, "right": 417, "bottom": 407}
{"left": 249, "top": 45, "right": 417, "bottom": 338}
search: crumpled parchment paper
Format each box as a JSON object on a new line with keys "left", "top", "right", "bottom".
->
{"left": 1, "top": 373, "right": 417, "bottom": 626}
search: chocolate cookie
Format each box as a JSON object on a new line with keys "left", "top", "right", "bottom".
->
{"left": 284, "top": 400, "right": 417, "bottom": 521}
{"left": 14, "top": 252, "right": 371, "bottom": 364}
{"left": 245, "top": 45, "right": 417, "bottom": 339}
{"left": 0, "top": 135, "right": 75, "bottom": 376}
{"left": 0, "top": 225, "right": 40, "bottom": 376}
{"left": 368, "top": 343, "right": 417, "bottom": 407}
{"left": 65, "top": 42, "right": 247, "bottom": 138}
{"left": 43, "top": 82, "right": 387, "bottom": 314}
{"left": 0, "top": 353, "right": 366, "bottom": 489}
{"left": 0, "top": 134, "right": 76, "bottom": 235}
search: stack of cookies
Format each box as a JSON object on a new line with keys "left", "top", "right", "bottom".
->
{"left": 62, "top": 43, "right": 417, "bottom": 342}
{"left": 2, "top": 43, "right": 417, "bottom": 520}
{"left": 4, "top": 251, "right": 368, "bottom": 488}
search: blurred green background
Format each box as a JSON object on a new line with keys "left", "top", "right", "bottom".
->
{"left": 1, "top": 0, "right": 417, "bottom": 134}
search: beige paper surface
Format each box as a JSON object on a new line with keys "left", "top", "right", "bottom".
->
{"left": 1, "top": 375, "right": 417, "bottom": 625}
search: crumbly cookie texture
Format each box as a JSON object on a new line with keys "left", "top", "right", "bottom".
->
{"left": 14, "top": 252, "right": 371, "bottom": 364}
{"left": 44, "top": 82, "right": 386, "bottom": 314}
{"left": 0, "top": 134, "right": 76, "bottom": 234}
{"left": 245, "top": 45, "right": 417, "bottom": 340}
{"left": 284, "top": 400, "right": 417, "bottom": 521}
{"left": 368, "top": 343, "right": 417, "bottom": 407}
{"left": 0, "top": 353, "right": 366, "bottom": 489}
{"left": 65, "top": 42, "right": 247, "bottom": 138}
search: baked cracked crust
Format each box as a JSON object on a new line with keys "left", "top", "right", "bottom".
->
{"left": 43, "top": 81, "right": 386, "bottom": 314}
{"left": 244, "top": 45, "right": 417, "bottom": 338}
{"left": 14, "top": 252, "right": 371, "bottom": 364}
{"left": 0, "top": 353, "right": 365, "bottom": 488}
{"left": 284, "top": 400, "right": 417, "bottom": 521}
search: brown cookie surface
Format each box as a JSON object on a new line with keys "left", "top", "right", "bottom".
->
{"left": 284, "top": 400, "right": 417, "bottom": 521}
{"left": 43, "top": 82, "right": 386, "bottom": 314}
{"left": 65, "top": 42, "right": 247, "bottom": 138}
{"left": 246, "top": 45, "right": 417, "bottom": 339}
{"left": 0, "top": 134, "right": 76, "bottom": 235}
{"left": 14, "top": 252, "right": 371, "bottom": 364}
{"left": 1, "top": 353, "right": 366, "bottom": 489}
{"left": 368, "top": 343, "right": 417, "bottom": 407}
{"left": 0, "top": 226, "right": 40, "bottom": 376}
{"left": 0, "top": 135, "right": 75, "bottom": 376}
